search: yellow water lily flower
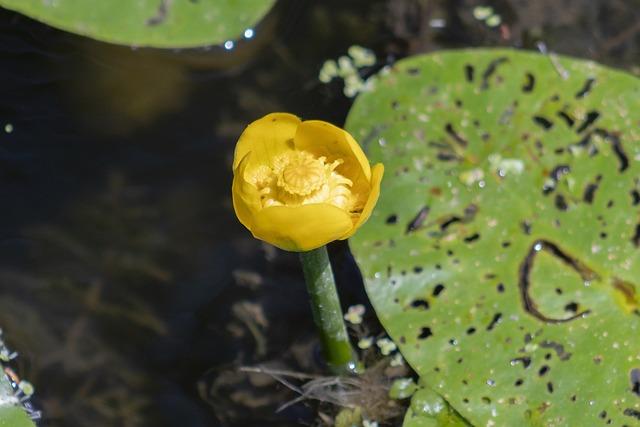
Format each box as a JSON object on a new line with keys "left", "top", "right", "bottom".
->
{"left": 232, "top": 113, "right": 384, "bottom": 252}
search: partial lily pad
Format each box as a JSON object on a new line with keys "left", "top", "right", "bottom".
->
{"left": 403, "top": 382, "right": 471, "bottom": 427}
{"left": 0, "top": 0, "right": 275, "bottom": 48}
{"left": 0, "top": 373, "right": 35, "bottom": 427}
{"left": 346, "top": 49, "right": 640, "bottom": 426}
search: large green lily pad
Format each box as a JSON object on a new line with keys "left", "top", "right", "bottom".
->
{"left": 0, "top": 0, "right": 275, "bottom": 48}
{"left": 346, "top": 49, "right": 640, "bottom": 426}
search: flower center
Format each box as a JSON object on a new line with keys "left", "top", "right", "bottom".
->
{"left": 248, "top": 150, "right": 359, "bottom": 212}
{"left": 278, "top": 152, "right": 325, "bottom": 196}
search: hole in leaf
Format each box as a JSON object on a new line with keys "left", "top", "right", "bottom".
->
{"left": 583, "top": 176, "right": 601, "bottom": 204}
{"left": 557, "top": 110, "right": 575, "bottom": 127}
{"left": 594, "top": 129, "right": 629, "bottom": 172}
{"left": 487, "top": 313, "right": 502, "bottom": 331}
{"left": 554, "top": 194, "right": 568, "bottom": 211}
{"left": 418, "top": 327, "right": 433, "bottom": 339}
{"left": 522, "top": 72, "right": 535, "bottom": 92}
{"left": 630, "top": 368, "right": 640, "bottom": 397}
{"left": 464, "top": 233, "right": 480, "bottom": 243}
{"left": 623, "top": 408, "right": 640, "bottom": 420}
{"left": 575, "top": 77, "right": 596, "bottom": 98}
{"left": 632, "top": 224, "right": 640, "bottom": 247}
{"left": 445, "top": 123, "right": 468, "bottom": 147}
{"left": 411, "top": 299, "right": 430, "bottom": 310}
{"left": 543, "top": 165, "right": 570, "bottom": 195}
{"left": 540, "top": 340, "right": 571, "bottom": 361}
{"left": 576, "top": 111, "right": 601, "bottom": 133}
{"left": 464, "top": 64, "right": 474, "bottom": 82}
{"left": 406, "top": 206, "right": 429, "bottom": 233}
{"left": 481, "top": 57, "right": 508, "bottom": 89}
{"left": 564, "top": 302, "right": 579, "bottom": 313}
{"left": 538, "top": 365, "right": 550, "bottom": 376}
{"left": 533, "top": 116, "right": 554, "bottom": 130}
{"left": 511, "top": 356, "right": 532, "bottom": 368}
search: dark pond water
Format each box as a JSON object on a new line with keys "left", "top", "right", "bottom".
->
{"left": 0, "top": 0, "right": 639, "bottom": 426}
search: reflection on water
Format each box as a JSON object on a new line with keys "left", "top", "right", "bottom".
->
{"left": 1, "top": 0, "right": 639, "bottom": 425}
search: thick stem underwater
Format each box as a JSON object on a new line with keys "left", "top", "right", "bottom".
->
{"left": 299, "top": 246, "right": 358, "bottom": 375}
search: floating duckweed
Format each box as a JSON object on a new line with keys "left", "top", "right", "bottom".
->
{"left": 376, "top": 337, "right": 397, "bottom": 356}
{"left": 349, "top": 45, "right": 376, "bottom": 68}
{"left": 0, "top": 330, "right": 17, "bottom": 362}
{"left": 344, "top": 304, "right": 366, "bottom": 324}
{"left": 344, "top": 74, "right": 367, "bottom": 97}
{"left": 319, "top": 59, "right": 339, "bottom": 83}
{"left": 358, "top": 336, "right": 374, "bottom": 349}
{"left": 338, "top": 56, "right": 357, "bottom": 77}
{"left": 486, "top": 14, "right": 502, "bottom": 27}
{"left": 390, "top": 353, "right": 405, "bottom": 367}
{"left": 472, "top": 6, "right": 494, "bottom": 20}
{"left": 17, "top": 381, "right": 34, "bottom": 397}
{"left": 473, "top": 5, "right": 502, "bottom": 28}
{"left": 319, "top": 46, "right": 377, "bottom": 98}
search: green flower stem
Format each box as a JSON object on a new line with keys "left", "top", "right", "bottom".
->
{"left": 299, "top": 246, "right": 359, "bottom": 375}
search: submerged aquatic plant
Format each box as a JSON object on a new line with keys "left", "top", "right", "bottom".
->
{"left": 231, "top": 113, "right": 383, "bottom": 374}
{"left": 319, "top": 46, "right": 377, "bottom": 98}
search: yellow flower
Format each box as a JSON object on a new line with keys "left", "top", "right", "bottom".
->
{"left": 232, "top": 113, "right": 384, "bottom": 252}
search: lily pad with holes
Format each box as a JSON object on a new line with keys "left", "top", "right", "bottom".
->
{"left": 346, "top": 49, "right": 640, "bottom": 426}
{"left": 0, "top": 373, "right": 35, "bottom": 427}
{"left": 0, "top": 0, "right": 275, "bottom": 48}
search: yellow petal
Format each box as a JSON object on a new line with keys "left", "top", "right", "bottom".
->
{"left": 294, "top": 120, "right": 372, "bottom": 184}
{"left": 251, "top": 203, "right": 353, "bottom": 252}
{"left": 340, "top": 163, "right": 384, "bottom": 239}
{"left": 232, "top": 153, "right": 262, "bottom": 230}
{"left": 233, "top": 113, "right": 300, "bottom": 171}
